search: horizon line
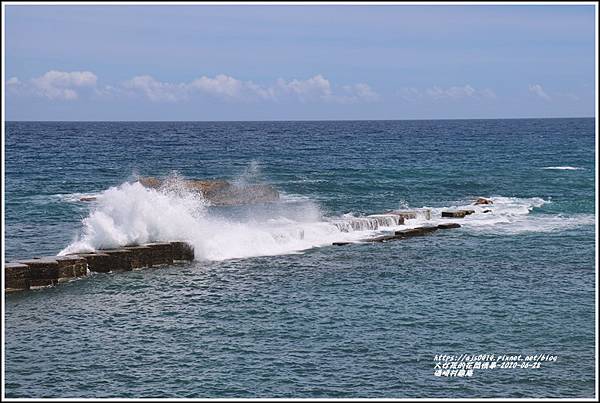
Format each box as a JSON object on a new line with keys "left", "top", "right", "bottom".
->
{"left": 4, "top": 116, "right": 595, "bottom": 123}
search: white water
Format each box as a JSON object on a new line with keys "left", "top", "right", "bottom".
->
{"left": 58, "top": 180, "right": 594, "bottom": 261}
{"left": 542, "top": 166, "right": 585, "bottom": 170}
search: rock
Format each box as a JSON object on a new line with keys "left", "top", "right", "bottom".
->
{"left": 145, "top": 243, "right": 174, "bottom": 266}
{"left": 139, "top": 177, "right": 279, "bottom": 206}
{"left": 97, "top": 249, "right": 133, "bottom": 271}
{"left": 437, "top": 223, "right": 461, "bottom": 229}
{"left": 368, "top": 234, "right": 399, "bottom": 242}
{"left": 77, "top": 253, "right": 113, "bottom": 273}
{"left": 474, "top": 197, "right": 493, "bottom": 205}
{"left": 441, "top": 210, "right": 475, "bottom": 218}
{"left": 79, "top": 196, "right": 97, "bottom": 202}
{"left": 170, "top": 241, "right": 195, "bottom": 261}
{"left": 395, "top": 226, "right": 438, "bottom": 238}
{"left": 124, "top": 245, "right": 154, "bottom": 268}
{"left": 332, "top": 241, "right": 351, "bottom": 246}
{"left": 5, "top": 263, "right": 31, "bottom": 291}
{"left": 16, "top": 258, "right": 60, "bottom": 288}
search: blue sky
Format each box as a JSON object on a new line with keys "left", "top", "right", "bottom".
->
{"left": 4, "top": 4, "right": 596, "bottom": 121}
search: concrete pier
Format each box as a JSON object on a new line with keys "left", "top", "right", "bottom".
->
{"left": 387, "top": 209, "right": 432, "bottom": 221}
{"left": 146, "top": 243, "right": 174, "bottom": 265}
{"left": 52, "top": 255, "right": 88, "bottom": 282}
{"left": 4, "top": 240, "right": 196, "bottom": 293}
{"left": 124, "top": 245, "right": 154, "bottom": 268}
{"left": 5, "top": 263, "right": 31, "bottom": 292}
{"left": 76, "top": 252, "right": 113, "bottom": 273}
{"left": 16, "top": 258, "right": 59, "bottom": 288}
{"left": 98, "top": 249, "right": 133, "bottom": 271}
{"left": 171, "top": 241, "right": 195, "bottom": 261}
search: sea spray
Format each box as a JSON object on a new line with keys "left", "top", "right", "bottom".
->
{"left": 59, "top": 180, "right": 207, "bottom": 256}
{"left": 58, "top": 178, "right": 371, "bottom": 260}
{"left": 59, "top": 181, "right": 590, "bottom": 261}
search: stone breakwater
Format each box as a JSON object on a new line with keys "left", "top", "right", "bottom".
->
{"left": 332, "top": 205, "right": 485, "bottom": 246}
{"left": 4, "top": 200, "right": 490, "bottom": 292}
{"left": 4, "top": 241, "right": 194, "bottom": 293}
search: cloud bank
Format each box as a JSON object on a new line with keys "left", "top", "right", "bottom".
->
{"left": 399, "top": 84, "right": 497, "bottom": 101}
{"left": 7, "top": 70, "right": 379, "bottom": 104}
{"left": 6, "top": 70, "right": 98, "bottom": 100}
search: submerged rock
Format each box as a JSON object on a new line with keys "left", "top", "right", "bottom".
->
{"left": 139, "top": 177, "right": 279, "bottom": 206}
{"left": 394, "top": 226, "right": 438, "bottom": 237}
{"left": 437, "top": 223, "right": 461, "bottom": 229}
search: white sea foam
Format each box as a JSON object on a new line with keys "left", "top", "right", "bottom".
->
{"left": 405, "top": 196, "right": 593, "bottom": 235}
{"left": 542, "top": 166, "right": 585, "bottom": 170}
{"left": 58, "top": 192, "right": 102, "bottom": 203}
{"left": 59, "top": 180, "right": 593, "bottom": 261}
{"left": 58, "top": 179, "right": 371, "bottom": 260}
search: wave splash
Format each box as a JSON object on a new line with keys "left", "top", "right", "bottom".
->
{"left": 542, "top": 166, "right": 585, "bottom": 170}
{"left": 59, "top": 178, "right": 592, "bottom": 261}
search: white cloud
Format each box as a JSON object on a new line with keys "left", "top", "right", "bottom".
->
{"left": 122, "top": 73, "right": 378, "bottom": 104}
{"left": 7, "top": 77, "right": 21, "bottom": 85}
{"left": 528, "top": 84, "right": 551, "bottom": 100}
{"left": 275, "top": 74, "right": 333, "bottom": 102}
{"left": 401, "top": 84, "right": 496, "bottom": 101}
{"left": 123, "top": 75, "right": 188, "bottom": 102}
{"left": 191, "top": 74, "right": 244, "bottom": 99}
{"left": 30, "top": 70, "right": 97, "bottom": 100}
{"left": 7, "top": 70, "right": 379, "bottom": 104}
{"left": 349, "top": 83, "right": 380, "bottom": 102}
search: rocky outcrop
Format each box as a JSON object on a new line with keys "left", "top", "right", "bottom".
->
{"left": 474, "top": 197, "right": 493, "bottom": 205}
{"left": 332, "top": 241, "right": 352, "bottom": 246}
{"left": 395, "top": 226, "right": 438, "bottom": 238}
{"left": 441, "top": 210, "right": 475, "bottom": 218}
{"left": 438, "top": 223, "right": 461, "bottom": 229}
{"left": 139, "top": 177, "right": 279, "bottom": 206}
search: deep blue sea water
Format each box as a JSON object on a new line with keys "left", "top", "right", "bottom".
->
{"left": 3, "top": 118, "right": 596, "bottom": 398}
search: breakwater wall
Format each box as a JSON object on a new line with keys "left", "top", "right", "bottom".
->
{"left": 4, "top": 201, "right": 488, "bottom": 292}
{"left": 331, "top": 207, "right": 481, "bottom": 246}
{"left": 5, "top": 241, "right": 194, "bottom": 293}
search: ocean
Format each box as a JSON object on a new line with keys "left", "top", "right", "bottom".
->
{"left": 3, "top": 118, "right": 596, "bottom": 398}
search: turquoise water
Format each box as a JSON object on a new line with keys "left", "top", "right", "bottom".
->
{"left": 4, "top": 118, "right": 596, "bottom": 398}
